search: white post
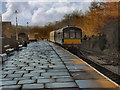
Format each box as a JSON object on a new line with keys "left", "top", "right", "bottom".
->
{"left": 0, "top": 4, "right": 2, "bottom": 88}
{"left": 27, "top": 22, "right": 29, "bottom": 39}
{"left": 0, "top": 14, "right": 2, "bottom": 54}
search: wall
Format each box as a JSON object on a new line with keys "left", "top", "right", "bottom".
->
{"left": 81, "top": 20, "right": 119, "bottom": 57}
{"left": 2, "top": 22, "right": 18, "bottom": 53}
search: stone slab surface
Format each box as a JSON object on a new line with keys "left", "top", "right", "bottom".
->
{"left": 18, "top": 80, "right": 35, "bottom": 84}
{"left": 1, "top": 85, "right": 21, "bottom": 89}
{"left": 1, "top": 41, "right": 119, "bottom": 89}
{"left": 46, "top": 82, "right": 77, "bottom": 88}
{"left": 75, "top": 80, "right": 118, "bottom": 89}
{"left": 37, "top": 78, "right": 55, "bottom": 83}
{"left": 22, "top": 84, "right": 44, "bottom": 89}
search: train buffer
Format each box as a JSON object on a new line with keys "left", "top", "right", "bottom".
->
{"left": 0, "top": 41, "right": 120, "bottom": 89}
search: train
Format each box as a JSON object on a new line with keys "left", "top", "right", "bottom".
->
{"left": 50, "top": 26, "right": 82, "bottom": 49}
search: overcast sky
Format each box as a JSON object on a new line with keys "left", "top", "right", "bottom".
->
{"left": 1, "top": 0, "right": 93, "bottom": 26}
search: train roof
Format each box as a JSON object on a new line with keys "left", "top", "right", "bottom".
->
{"left": 50, "top": 26, "right": 82, "bottom": 33}
{"left": 63, "top": 26, "right": 82, "bottom": 30}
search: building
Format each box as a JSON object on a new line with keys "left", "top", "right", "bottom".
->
{"left": 2, "top": 22, "right": 17, "bottom": 53}
{"left": 2, "top": 22, "right": 13, "bottom": 38}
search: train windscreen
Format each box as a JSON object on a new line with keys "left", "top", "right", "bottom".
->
{"left": 64, "top": 31, "right": 69, "bottom": 38}
{"left": 76, "top": 31, "right": 80, "bottom": 38}
{"left": 70, "top": 30, "right": 75, "bottom": 39}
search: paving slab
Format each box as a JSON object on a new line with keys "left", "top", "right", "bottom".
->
{"left": 14, "top": 77, "right": 30, "bottom": 80}
{"left": 30, "top": 70, "right": 46, "bottom": 73}
{"left": 71, "top": 71, "right": 104, "bottom": 80}
{"left": 46, "top": 82, "right": 77, "bottom": 88}
{"left": 47, "top": 69, "right": 67, "bottom": 72}
{"left": 41, "top": 72, "right": 70, "bottom": 76}
{"left": 75, "top": 80, "right": 118, "bottom": 89}
{"left": 1, "top": 85, "right": 21, "bottom": 89}
{"left": 0, "top": 81, "right": 17, "bottom": 86}
{"left": 53, "top": 88, "right": 79, "bottom": 90}
{"left": 56, "top": 77, "right": 74, "bottom": 82}
{"left": 0, "top": 78, "right": 12, "bottom": 81}
{"left": 37, "top": 78, "right": 55, "bottom": 83}
{"left": 18, "top": 80, "right": 35, "bottom": 84}
{"left": 66, "top": 65, "right": 90, "bottom": 70}
{"left": 52, "top": 76, "right": 71, "bottom": 78}
{"left": 7, "top": 74, "right": 23, "bottom": 78}
{"left": 22, "top": 84, "right": 44, "bottom": 89}
{"left": 23, "top": 73, "right": 40, "bottom": 77}
{"left": 32, "top": 76, "right": 50, "bottom": 79}
{"left": 14, "top": 70, "right": 28, "bottom": 74}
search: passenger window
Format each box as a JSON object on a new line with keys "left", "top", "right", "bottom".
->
{"left": 70, "top": 30, "right": 75, "bottom": 39}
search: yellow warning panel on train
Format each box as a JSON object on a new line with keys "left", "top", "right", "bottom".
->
{"left": 64, "top": 39, "right": 81, "bottom": 44}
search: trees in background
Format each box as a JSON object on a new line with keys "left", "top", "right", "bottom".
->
{"left": 28, "top": 1, "right": 119, "bottom": 39}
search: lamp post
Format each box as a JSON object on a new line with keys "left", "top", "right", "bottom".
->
{"left": 27, "top": 22, "right": 29, "bottom": 28}
{"left": 0, "top": 14, "right": 2, "bottom": 54}
{"left": 15, "top": 10, "right": 18, "bottom": 40}
{"left": 27, "top": 22, "right": 29, "bottom": 40}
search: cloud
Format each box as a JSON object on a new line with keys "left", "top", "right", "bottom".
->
{"left": 3, "top": 0, "right": 93, "bottom": 2}
{"left": 0, "top": 2, "right": 2, "bottom": 14}
{"left": 2, "top": 2, "right": 91, "bottom": 26}
{"left": 31, "top": 2, "right": 90, "bottom": 26}
{"left": 2, "top": 2, "right": 32, "bottom": 25}
{"left": 2, "top": 0, "right": 119, "bottom": 2}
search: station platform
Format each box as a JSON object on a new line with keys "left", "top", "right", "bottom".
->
{"left": 0, "top": 41, "right": 119, "bottom": 90}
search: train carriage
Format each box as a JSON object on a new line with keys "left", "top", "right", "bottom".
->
{"left": 49, "top": 31, "right": 55, "bottom": 43}
{"left": 50, "top": 26, "right": 82, "bottom": 49}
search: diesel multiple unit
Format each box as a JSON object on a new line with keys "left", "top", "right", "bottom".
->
{"left": 50, "top": 26, "right": 82, "bottom": 49}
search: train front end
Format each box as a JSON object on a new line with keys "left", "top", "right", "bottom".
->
{"left": 62, "top": 26, "right": 82, "bottom": 49}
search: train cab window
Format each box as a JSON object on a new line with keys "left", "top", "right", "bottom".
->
{"left": 70, "top": 30, "right": 75, "bottom": 39}
{"left": 64, "top": 32, "right": 69, "bottom": 38}
{"left": 76, "top": 32, "right": 80, "bottom": 38}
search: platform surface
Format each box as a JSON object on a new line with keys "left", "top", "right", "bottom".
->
{"left": 0, "top": 41, "right": 119, "bottom": 90}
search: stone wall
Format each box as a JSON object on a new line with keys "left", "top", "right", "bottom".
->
{"left": 118, "top": 3, "right": 120, "bottom": 53}
{"left": 81, "top": 20, "right": 119, "bottom": 57}
{"left": 2, "top": 22, "right": 18, "bottom": 53}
